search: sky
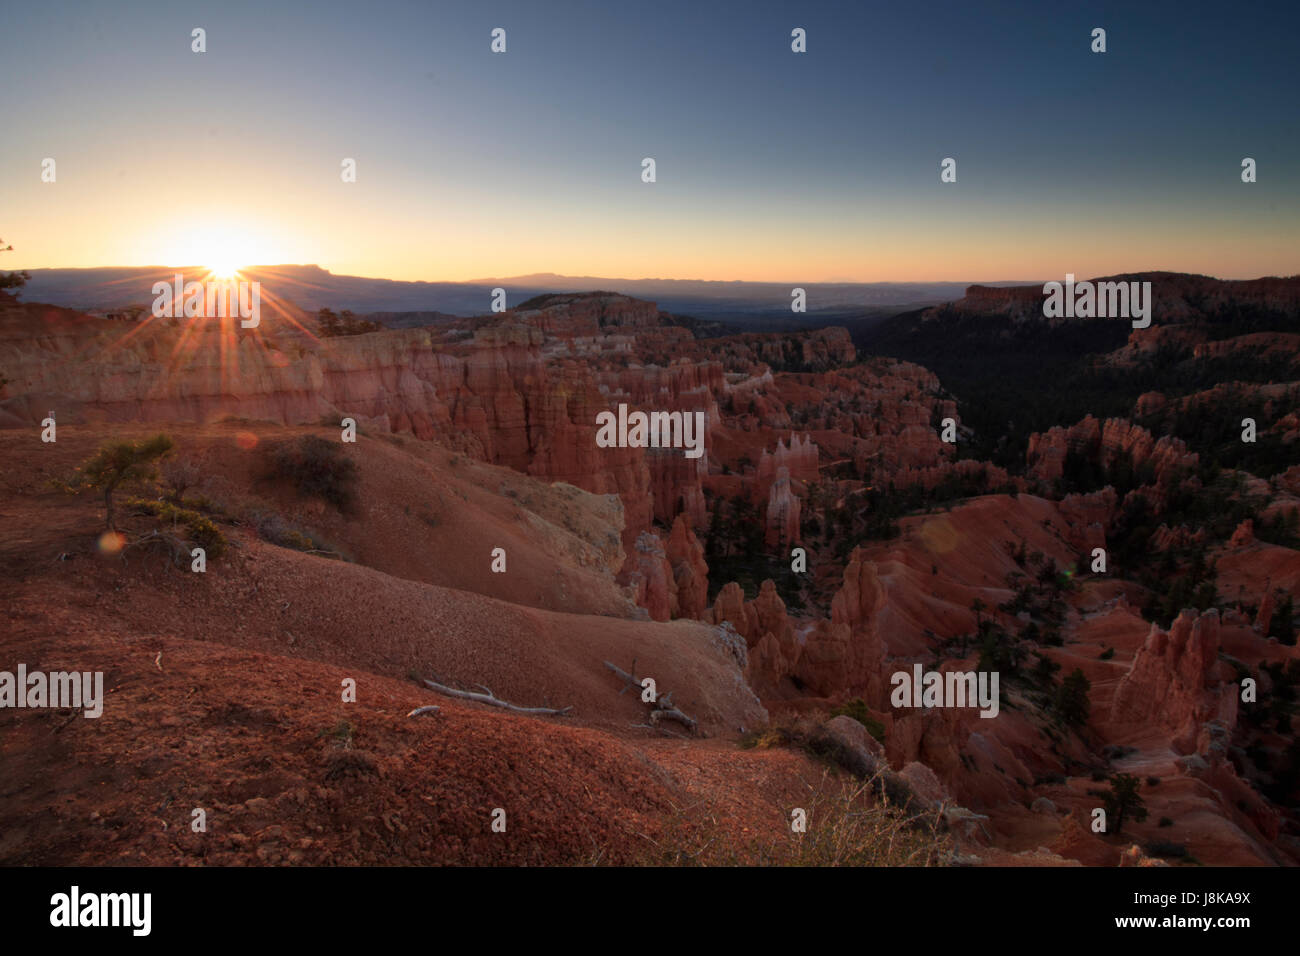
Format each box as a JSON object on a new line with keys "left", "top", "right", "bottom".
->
{"left": 2, "top": 0, "right": 1298, "bottom": 282}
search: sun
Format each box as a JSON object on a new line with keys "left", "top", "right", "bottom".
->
{"left": 207, "top": 259, "right": 241, "bottom": 279}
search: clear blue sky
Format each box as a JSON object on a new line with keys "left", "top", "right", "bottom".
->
{"left": 2, "top": 0, "right": 1297, "bottom": 280}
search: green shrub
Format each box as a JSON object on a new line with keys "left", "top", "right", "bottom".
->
{"left": 264, "top": 435, "right": 359, "bottom": 511}
{"left": 317, "top": 308, "right": 383, "bottom": 337}
{"left": 739, "top": 726, "right": 795, "bottom": 751}
{"left": 249, "top": 510, "right": 347, "bottom": 559}
{"left": 1145, "top": 840, "right": 1187, "bottom": 858}
{"left": 126, "top": 497, "right": 227, "bottom": 558}
{"left": 830, "top": 698, "right": 886, "bottom": 742}
{"left": 318, "top": 718, "right": 355, "bottom": 748}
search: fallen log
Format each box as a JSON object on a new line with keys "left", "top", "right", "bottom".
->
{"left": 650, "top": 707, "right": 697, "bottom": 732}
{"left": 604, "top": 660, "right": 640, "bottom": 691}
{"left": 421, "top": 678, "right": 572, "bottom": 717}
{"left": 603, "top": 660, "right": 699, "bottom": 734}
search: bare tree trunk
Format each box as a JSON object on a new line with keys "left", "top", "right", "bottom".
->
{"left": 603, "top": 660, "right": 699, "bottom": 734}
{"left": 420, "top": 678, "right": 572, "bottom": 716}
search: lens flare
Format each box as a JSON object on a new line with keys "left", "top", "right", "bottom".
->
{"left": 97, "top": 531, "right": 127, "bottom": 554}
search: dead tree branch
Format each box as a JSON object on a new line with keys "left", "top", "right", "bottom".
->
{"left": 121, "top": 529, "right": 190, "bottom": 567}
{"left": 604, "top": 660, "right": 699, "bottom": 734}
{"left": 650, "top": 707, "right": 697, "bottom": 732}
{"left": 421, "top": 678, "right": 572, "bottom": 717}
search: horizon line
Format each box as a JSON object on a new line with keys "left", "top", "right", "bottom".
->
{"left": 10, "top": 265, "right": 1298, "bottom": 287}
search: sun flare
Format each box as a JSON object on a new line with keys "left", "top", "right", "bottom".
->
{"left": 207, "top": 260, "right": 241, "bottom": 280}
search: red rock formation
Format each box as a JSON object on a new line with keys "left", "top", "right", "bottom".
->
{"left": 517, "top": 292, "right": 663, "bottom": 332}
{"left": 1110, "top": 609, "right": 1237, "bottom": 753}
{"left": 764, "top": 467, "right": 801, "bottom": 549}
{"left": 709, "top": 581, "right": 756, "bottom": 638}
{"left": 756, "top": 433, "right": 819, "bottom": 492}
{"left": 748, "top": 631, "right": 790, "bottom": 693}
{"left": 2, "top": 294, "right": 737, "bottom": 615}
{"left": 1229, "top": 519, "right": 1256, "bottom": 550}
{"left": 648, "top": 449, "right": 708, "bottom": 530}
{"left": 795, "top": 549, "right": 886, "bottom": 701}
{"left": 1254, "top": 584, "right": 1274, "bottom": 635}
{"left": 899, "top": 761, "right": 949, "bottom": 809}
{"left": 893, "top": 458, "right": 1013, "bottom": 493}
{"left": 709, "top": 579, "right": 792, "bottom": 643}
{"left": 750, "top": 579, "right": 794, "bottom": 649}
{"left": 1135, "top": 391, "right": 1167, "bottom": 417}
{"left": 944, "top": 283, "right": 1045, "bottom": 321}
{"left": 717, "top": 359, "right": 955, "bottom": 486}
{"left": 1149, "top": 523, "right": 1208, "bottom": 552}
{"left": 887, "top": 705, "right": 973, "bottom": 784}
{"left": 943, "top": 274, "right": 1300, "bottom": 326}
{"left": 1058, "top": 488, "right": 1117, "bottom": 554}
{"left": 1274, "top": 464, "right": 1300, "bottom": 497}
{"left": 629, "top": 531, "right": 675, "bottom": 622}
{"left": 1026, "top": 416, "right": 1198, "bottom": 489}
{"left": 706, "top": 578, "right": 804, "bottom": 697}
{"left": 665, "top": 515, "right": 708, "bottom": 620}
{"left": 699, "top": 326, "right": 856, "bottom": 372}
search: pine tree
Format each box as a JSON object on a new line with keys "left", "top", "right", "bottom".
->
{"left": 1269, "top": 589, "right": 1296, "bottom": 646}
{"left": 1104, "top": 773, "right": 1148, "bottom": 835}
{"left": 66, "top": 434, "right": 175, "bottom": 529}
{"left": 0, "top": 237, "right": 31, "bottom": 291}
{"left": 1056, "top": 668, "right": 1091, "bottom": 727}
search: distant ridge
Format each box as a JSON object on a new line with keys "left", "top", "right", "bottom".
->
{"left": 16, "top": 264, "right": 1021, "bottom": 322}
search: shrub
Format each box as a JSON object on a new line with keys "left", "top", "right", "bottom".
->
{"left": 318, "top": 718, "right": 355, "bottom": 749}
{"left": 249, "top": 510, "right": 347, "bottom": 559}
{"left": 1145, "top": 841, "right": 1187, "bottom": 859}
{"left": 739, "top": 726, "right": 795, "bottom": 751}
{"left": 829, "top": 698, "right": 886, "bottom": 742}
{"left": 160, "top": 456, "right": 203, "bottom": 502}
{"left": 126, "top": 497, "right": 227, "bottom": 558}
{"left": 1, "top": 237, "right": 31, "bottom": 291}
{"left": 264, "top": 435, "right": 359, "bottom": 511}
{"left": 323, "top": 749, "right": 379, "bottom": 780}
{"left": 1268, "top": 589, "right": 1296, "bottom": 645}
{"left": 636, "top": 772, "right": 950, "bottom": 867}
{"left": 316, "top": 308, "right": 383, "bottom": 337}
{"left": 1031, "top": 653, "right": 1060, "bottom": 687}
